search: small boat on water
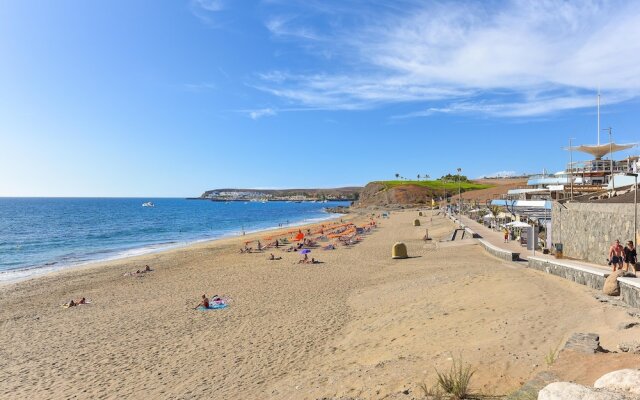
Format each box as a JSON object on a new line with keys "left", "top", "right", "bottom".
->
{"left": 142, "top": 202, "right": 155, "bottom": 207}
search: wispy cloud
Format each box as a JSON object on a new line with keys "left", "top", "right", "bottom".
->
{"left": 190, "top": 0, "right": 225, "bottom": 25}
{"left": 192, "top": 0, "right": 224, "bottom": 12}
{"left": 247, "top": 108, "right": 277, "bottom": 120}
{"left": 256, "top": 0, "right": 640, "bottom": 117}
{"left": 265, "top": 15, "right": 322, "bottom": 40}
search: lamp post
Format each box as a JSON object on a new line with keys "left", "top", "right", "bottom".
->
{"left": 457, "top": 168, "right": 462, "bottom": 214}
{"left": 569, "top": 137, "right": 575, "bottom": 200}
{"left": 604, "top": 127, "right": 613, "bottom": 192}
{"left": 625, "top": 172, "right": 638, "bottom": 245}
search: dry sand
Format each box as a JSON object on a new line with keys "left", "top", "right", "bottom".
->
{"left": 1, "top": 210, "right": 639, "bottom": 399}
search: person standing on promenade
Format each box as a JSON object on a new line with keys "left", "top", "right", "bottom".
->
{"left": 503, "top": 228, "right": 509, "bottom": 243}
{"left": 623, "top": 240, "right": 637, "bottom": 276}
{"left": 609, "top": 239, "right": 624, "bottom": 272}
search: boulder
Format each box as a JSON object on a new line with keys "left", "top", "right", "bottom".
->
{"left": 617, "top": 341, "right": 640, "bottom": 354}
{"left": 603, "top": 270, "right": 626, "bottom": 296}
{"left": 594, "top": 369, "right": 640, "bottom": 395}
{"left": 538, "top": 382, "right": 627, "bottom": 400}
{"left": 563, "top": 333, "right": 602, "bottom": 354}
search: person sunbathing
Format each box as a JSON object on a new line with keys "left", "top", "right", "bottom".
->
{"left": 268, "top": 253, "right": 282, "bottom": 260}
{"left": 195, "top": 294, "right": 210, "bottom": 309}
{"left": 125, "top": 265, "right": 154, "bottom": 276}
{"left": 65, "top": 297, "right": 87, "bottom": 307}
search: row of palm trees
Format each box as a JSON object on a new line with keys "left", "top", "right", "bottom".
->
{"left": 394, "top": 173, "right": 431, "bottom": 181}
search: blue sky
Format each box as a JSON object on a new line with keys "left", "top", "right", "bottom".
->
{"left": 1, "top": 0, "right": 640, "bottom": 197}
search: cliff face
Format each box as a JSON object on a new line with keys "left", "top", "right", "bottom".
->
{"left": 356, "top": 182, "right": 437, "bottom": 207}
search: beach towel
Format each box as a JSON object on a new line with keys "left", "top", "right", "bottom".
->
{"left": 197, "top": 296, "right": 231, "bottom": 310}
{"left": 197, "top": 302, "right": 228, "bottom": 311}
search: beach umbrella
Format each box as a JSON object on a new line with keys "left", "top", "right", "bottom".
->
{"left": 505, "top": 221, "right": 531, "bottom": 228}
{"left": 301, "top": 249, "right": 311, "bottom": 254}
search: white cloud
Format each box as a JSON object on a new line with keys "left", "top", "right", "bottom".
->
{"left": 248, "top": 108, "right": 277, "bottom": 120}
{"left": 265, "top": 16, "right": 322, "bottom": 40}
{"left": 256, "top": 0, "right": 640, "bottom": 117}
{"left": 190, "top": 0, "right": 225, "bottom": 25}
{"left": 192, "top": 0, "right": 224, "bottom": 12}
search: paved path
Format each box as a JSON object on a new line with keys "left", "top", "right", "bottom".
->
{"left": 455, "top": 214, "right": 612, "bottom": 273}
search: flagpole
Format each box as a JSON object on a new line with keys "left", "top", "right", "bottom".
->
{"left": 597, "top": 89, "right": 601, "bottom": 145}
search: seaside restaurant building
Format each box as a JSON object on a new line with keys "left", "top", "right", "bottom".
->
{"left": 504, "top": 140, "right": 638, "bottom": 202}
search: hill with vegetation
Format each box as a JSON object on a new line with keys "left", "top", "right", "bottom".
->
{"left": 355, "top": 179, "right": 494, "bottom": 208}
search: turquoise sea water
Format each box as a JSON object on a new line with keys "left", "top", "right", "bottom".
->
{"left": 0, "top": 198, "right": 349, "bottom": 282}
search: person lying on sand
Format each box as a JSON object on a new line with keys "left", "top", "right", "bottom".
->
{"left": 124, "top": 265, "right": 153, "bottom": 276}
{"left": 268, "top": 253, "right": 282, "bottom": 261}
{"left": 64, "top": 297, "right": 88, "bottom": 307}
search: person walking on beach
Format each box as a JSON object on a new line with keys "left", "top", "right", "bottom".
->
{"left": 624, "top": 241, "right": 637, "bottom": 276}
{"left": 609, "top": 239, "right": 624, "bottom": 272}
{"left": 503, "top": 228, "right": 509, "bottom": 243}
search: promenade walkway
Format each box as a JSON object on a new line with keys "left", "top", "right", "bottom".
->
{"left": 452, "top": 213, "right": 640, "bottom": 308}
{"left": 455, "top": 214, "right": 610, "bottom": 272}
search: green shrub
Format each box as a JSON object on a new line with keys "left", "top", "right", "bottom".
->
{"left": 435, "top": 356, "right": 476, "bottom": 399}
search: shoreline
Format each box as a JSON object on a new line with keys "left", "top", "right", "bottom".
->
{"left": 0, "top": 210, "right": 347, "bottom": 288}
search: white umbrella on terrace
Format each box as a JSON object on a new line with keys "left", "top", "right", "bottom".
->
{"left": 504, "top": 221, "right": 531, "bottom": 228}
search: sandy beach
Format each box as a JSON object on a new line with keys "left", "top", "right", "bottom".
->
{"left": 1, "top": 209, "right": 639, "bottom": 399}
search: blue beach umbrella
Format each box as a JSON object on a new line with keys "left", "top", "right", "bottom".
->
{"left": 301, "top": 249, "right": 311, "bottom": 254}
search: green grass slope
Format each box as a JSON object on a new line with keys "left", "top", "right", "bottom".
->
{"left": 374, "top": 180, "right": 493, "bottom": 192}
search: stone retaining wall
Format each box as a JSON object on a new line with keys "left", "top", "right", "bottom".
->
{"left": 552, "top": 202, "right": 636, "bottom": 265}
{"left": 620, "top": 280, "right": 640, "bottom": 308}
{"left": 527, "top": 257, "right": 607, "bottom": 290}
{"left": 478, "top": 239, "right": 521, "bottom": 262}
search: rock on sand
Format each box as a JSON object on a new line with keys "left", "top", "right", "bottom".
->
{"left": 594, "top": 369, "right": 640, "bottom": 395}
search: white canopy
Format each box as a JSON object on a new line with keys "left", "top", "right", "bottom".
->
{"left": 566, "top": 143, "right": 636, "bottom": 160}
{"left": 505, "top": 221, "right": 531, "bottom": 228}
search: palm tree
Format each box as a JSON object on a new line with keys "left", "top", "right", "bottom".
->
{"left": 395, "top": 173, "right": 400, "bottom": 180}
{"left": 424, "top": 174, "right": 430, "bottom": 181}
{"left": 489, "top": 205, "right": 501, "bottom": 229}
{"left": 417, "top": 174, "right": 421, "bottom": 181}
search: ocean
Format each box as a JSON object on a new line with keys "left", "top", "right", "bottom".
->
{"left": 0, "top": 198, "right": 349, "bottom": 283}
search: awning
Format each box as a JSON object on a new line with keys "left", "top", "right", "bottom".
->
{"left": 505, "top": 221, "right": 531, "bottom": 228}
{"left": 566, "top": 143, "right": 636, "bottom": 160}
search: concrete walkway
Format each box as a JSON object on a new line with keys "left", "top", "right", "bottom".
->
{"left": 455, "top": 214, "right": 612, "bottom": 272}
{"left": 447, "top": 213, "right": 640, "bottom": 308}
